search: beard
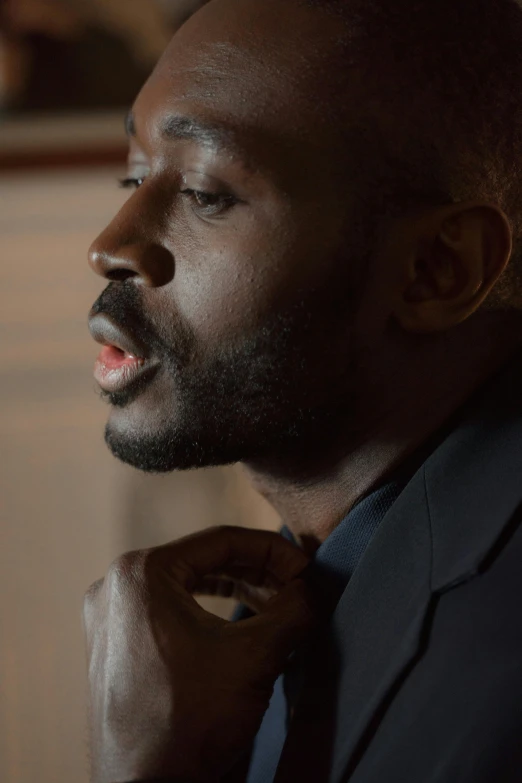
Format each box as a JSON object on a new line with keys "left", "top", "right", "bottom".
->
{"left": 90, "top": 279, "right": 357, "bottom": 473}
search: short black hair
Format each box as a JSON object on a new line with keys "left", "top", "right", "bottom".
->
{"left": 305, "top": 0, "right": 522, "bottom": 307}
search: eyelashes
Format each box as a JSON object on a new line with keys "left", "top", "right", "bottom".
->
{"left": 119, "top": 177, "right": 145, "bottom": 189}
{"left": 180, "top": 189, "right": 239, "bottom": 215}
{"left": 118, "top": 177, "right": 239, "bottom": 217}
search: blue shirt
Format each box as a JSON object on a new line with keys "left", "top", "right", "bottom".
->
{"left": 245, "top": 478, "right": 406, "bottom": 783}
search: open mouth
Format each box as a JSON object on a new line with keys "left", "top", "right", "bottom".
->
{"left": 89, "top": 313, "right": 158, "bottom": 395}
{"left": 94, "top": 344, "right": 151, "bottom": 393}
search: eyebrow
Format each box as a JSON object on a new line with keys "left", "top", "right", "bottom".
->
{"left": 161, "top": 114, "right": 239, "bottom": 151}
{"left": 125, "top": 110, "right": 239, "bottom": 153}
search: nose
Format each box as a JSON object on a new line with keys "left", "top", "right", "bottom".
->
{"left": 88, "top": 237, "right": 175, "bottom": 287}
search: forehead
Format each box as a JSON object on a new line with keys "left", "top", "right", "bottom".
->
{"left": 134, "top": 0, "right": 355, "bottom": 159}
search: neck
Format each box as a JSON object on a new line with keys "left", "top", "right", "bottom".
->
{"left": 242, "top": 316, "right": 522, "bottom": 552}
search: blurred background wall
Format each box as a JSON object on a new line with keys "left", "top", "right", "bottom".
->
{"left": 0, "top": 3, "right": 279, "bottom": 782}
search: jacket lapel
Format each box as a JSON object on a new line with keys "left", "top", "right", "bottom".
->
{"left": 275, "top": 353, "right": 522, "bottom": 783}
{"left": 426, "top": 360, "right": 522, "bottom": 593}
{"left": 274, "top": 466, "right": 433, "bottom": 782}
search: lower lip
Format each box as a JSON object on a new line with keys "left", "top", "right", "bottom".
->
{"left": 94, "top": 345, "right": 154, "bottom": 393}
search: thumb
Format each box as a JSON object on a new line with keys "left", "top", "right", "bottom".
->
{"left": 250, "top": 577, "right": 319, "bottom": 667}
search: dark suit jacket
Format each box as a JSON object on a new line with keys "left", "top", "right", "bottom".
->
{"left": 241, "top": 354, "right": 522, "bottom": 783}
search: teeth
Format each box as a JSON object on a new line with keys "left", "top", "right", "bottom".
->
{"left": 127, "top": 353, "right": 146, "bottom": 364}
{"left": 109, "top": 345, "right": 145, "bottom": 362}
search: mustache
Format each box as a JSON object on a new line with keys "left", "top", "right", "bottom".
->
{"left": 89, "top": 282, "right": 193, "bottom": 367}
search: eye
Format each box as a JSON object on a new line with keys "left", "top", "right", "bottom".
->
{"left": 180, "top": 188, "right": 239, "bottom": 217}
{"left": 118, "top": 177, "right": 146, "bottom": 189}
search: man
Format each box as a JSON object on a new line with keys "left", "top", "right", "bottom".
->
{"left": 82, "top": 0, "right": 522, "bottom": 781}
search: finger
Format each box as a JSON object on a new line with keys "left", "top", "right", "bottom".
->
{"left": 82, "top": 577, "right": 104, "bottom": 632}
{"left": 152, "top": 526, "right": 309, "bottom": 591}
{"left": 242, "top": 578, "right": 318, "bottom": 662}
{"left": 193, "top": 575, "right": 277, "bottom": 613}
{"left": 206, "top": 564, "right": 284, "bottom": 590}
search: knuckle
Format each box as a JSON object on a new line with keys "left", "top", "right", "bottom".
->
{"left": 144, "top": 544, "right": 166, "bottom": 563}
{"left": 83, "top": 577, "right": 103, "bottom": 606}
{"left": 141, "top": 545, "right": 171, "bottom": 573}
{"left": 82, "top": 578, "right": 104, "bottom": 625}
{"left": 107, "top": 549, "right": 144, "bottom": 584}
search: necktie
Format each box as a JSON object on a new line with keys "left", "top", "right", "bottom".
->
{"left": 274, "top": 619, "right": 341, "bottom": 782}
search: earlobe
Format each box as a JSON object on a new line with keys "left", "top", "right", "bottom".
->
{"left": 393, "top": 203, "right": 513, "bottom": 334}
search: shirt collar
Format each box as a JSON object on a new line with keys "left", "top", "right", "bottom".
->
{"left": 281, "top": 478, "right": 404, "bottom": 612}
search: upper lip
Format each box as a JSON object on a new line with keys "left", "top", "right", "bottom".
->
{"left": 88, "top": 313, "right": 149, "bottom": 359}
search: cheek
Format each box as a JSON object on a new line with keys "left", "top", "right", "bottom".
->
{"left": 163, "top": 209, "right": 333, "bottom": 345}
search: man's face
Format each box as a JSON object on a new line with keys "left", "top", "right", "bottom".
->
{"left": 88, "top": 0, "right": 383, "bottom": 472}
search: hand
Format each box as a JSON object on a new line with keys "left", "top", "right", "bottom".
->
{"left": 83, "top": 525, "right": 316, "bottom": 783}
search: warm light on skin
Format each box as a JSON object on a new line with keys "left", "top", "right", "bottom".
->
{"left": 88, "top": 0, "right": 521, "bottom": 548}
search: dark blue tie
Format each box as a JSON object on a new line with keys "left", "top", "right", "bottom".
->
{"left": 245, "top": 481, "right": 403, "bottom": 783}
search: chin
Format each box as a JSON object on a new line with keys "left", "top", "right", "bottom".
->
{"left": 104, "top": 424, "right": 197, "bottom": 473}
{"left": 99, "top": 361, "right": 328, "bottom": 472}
{"left": 100, "top": 373, "right": 190, "bottom": 470}
{"left": 103, "top": 406, "right": 241, "bottom": 473}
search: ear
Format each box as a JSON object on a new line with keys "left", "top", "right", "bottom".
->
{"left": 393, "top": 202, "right": 513, "bottom": 333}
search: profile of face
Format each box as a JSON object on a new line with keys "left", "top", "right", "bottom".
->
{"left": 90, "top": 0, "right": 507, "bottom": 474}
{"left": 87, "top": 0, "right": 385, "bottom": 473}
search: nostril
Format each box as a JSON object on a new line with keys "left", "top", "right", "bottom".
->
{"left": 88, "top": 242, "right": 174, "bottom": 286}
{"left": 106, "top": 268, "right": 138, "bottom": 282}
